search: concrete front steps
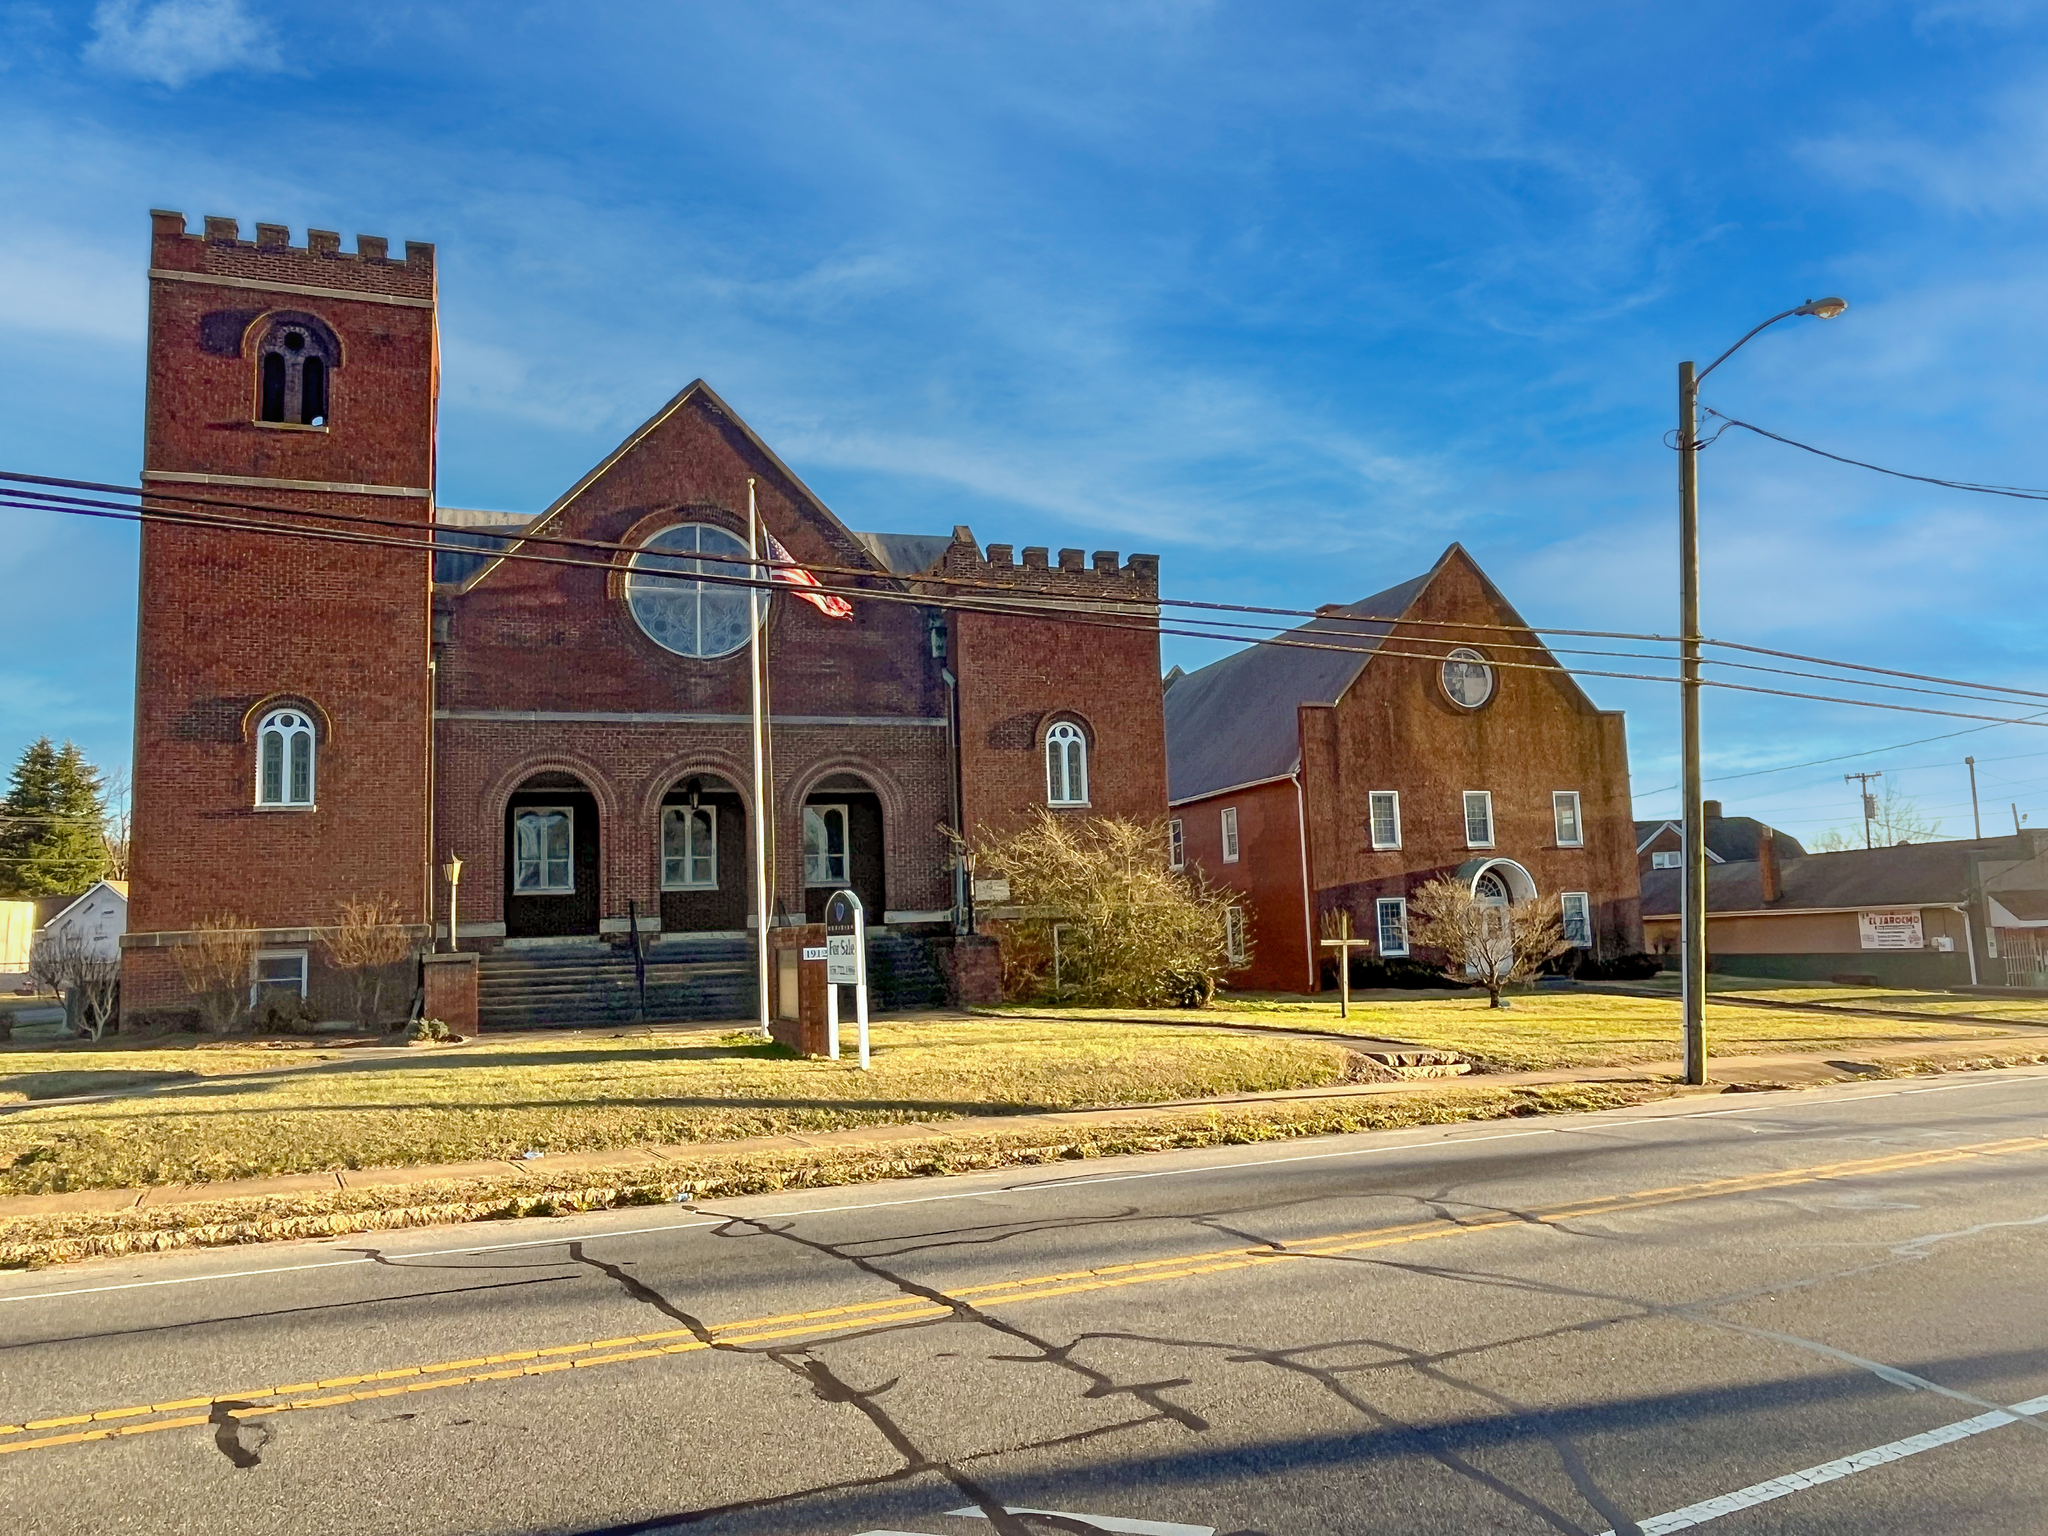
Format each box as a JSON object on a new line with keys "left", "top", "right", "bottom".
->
{"left": 475, "top": 930, "right": 948, "bottom": 1030}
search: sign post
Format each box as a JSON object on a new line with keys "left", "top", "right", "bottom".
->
{"left": 825, "top": 889, "right": 870, "bottom": 1070}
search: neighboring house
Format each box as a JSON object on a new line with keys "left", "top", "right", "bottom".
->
{"left": 1640, "top": 831, "right": 2048, "bottom": 989}
{"left": 121, "top": 212, "right": 1168, "bottom": 1022}
{"left": 33, "top": 881, "right": 129, "bottom": 966}
{"left": 1634, "top": 803, "right": 1807, "bottom": 877}
{"left": 1164, "top": 543, "right": 1643, "bottom": 993}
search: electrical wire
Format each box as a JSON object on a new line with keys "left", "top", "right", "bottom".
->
{"left": 9, "top": 473, "right": 2048, "bottom": 734}
{"left": 1702, "top": 408, "right": 2048, "bottom": 502}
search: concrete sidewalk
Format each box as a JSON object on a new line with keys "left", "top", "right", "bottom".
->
{"left": 6, "top": 1033, "right": 2042, "bottom": 1226}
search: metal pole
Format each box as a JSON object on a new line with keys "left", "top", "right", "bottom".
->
{"left": 1339, "top": 911, "right": 1351, "bottom": 1020}
{"left": 748, "top": 478, "right": 772, "bottom": 1041}
{"left": 1679, "top": 360, "right": 1706, "bottom": 1085}
{"left": 447, "top": 870, "right": 458, "bottom": 956}
{"left": 1967, "top": 757, "right": 1982, "bottom": 839}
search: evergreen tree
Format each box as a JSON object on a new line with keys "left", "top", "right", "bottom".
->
{"left": 0, "top": 737, "right": 110, "bottom": 897}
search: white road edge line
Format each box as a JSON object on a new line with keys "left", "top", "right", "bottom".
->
{"left": 946, "top": 1506, "right": 1214, "bottom": 1535}
{"left": 1600, "top": 1392, "right": 2048, "bottom": 1534}
{"left": 3, "top": 1066, "right": 2042, "bottom": 1307}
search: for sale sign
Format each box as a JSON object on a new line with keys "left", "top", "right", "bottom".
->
{"left": 1858, "top": 909, "right": 1924, "bottom": 950}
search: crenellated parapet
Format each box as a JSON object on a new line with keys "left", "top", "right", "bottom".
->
{"left": 149, "top": 210, "right": 436, "bottom": 303}
{"left": 931, "top": 525, "right": 1159, "bottom": 615}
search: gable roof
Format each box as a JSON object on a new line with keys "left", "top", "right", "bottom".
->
{"left": 1640, "top": 835, "right": 2039, "bottom": 917}
{"left": 36, "top": 879, "right": 128, "bottom": 932}
{"left": 454, "top": 379, "right": 891, "bottom": 594}
{"left": 1633, "top": 817, "right": 1805, "bottom": 862}
{"left": 1164, "top": 543, "right": 1594, "bottom": 805}
{"left": 1164, "top": 567, "right": 1435, "bottom": 803}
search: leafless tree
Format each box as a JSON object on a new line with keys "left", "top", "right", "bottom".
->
{"left": 27, "top": 926, "right": 122, "bottom": 1040}
{"left": 171, "top": 914, "right": 257, "bottom": 1034}
{"left": 322, "top": 895, "right": 416, "bottom": 1026}
{"left": 1408, "top": 877, "right": 1571, "bottom": 1009}
{"left": 98, "top": 768, "right": 132, "bottom": 882}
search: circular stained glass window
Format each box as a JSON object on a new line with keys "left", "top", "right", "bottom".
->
{"left": 1441, "top": 646, "right": 1494, "bottom": 709}
{"left": 626, "top": 523, "right": 768, "bottom": 659}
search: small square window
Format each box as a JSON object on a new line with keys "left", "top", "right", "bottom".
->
{"left": 1561, "top": 892, "right": 1592, "bottom": 948}
{"left": 1376, "top": 897, "right": 1408, "bottom": 957}
{"left": 1463, "top": 791, "right": 1494, "bottom": 849}
{"left": 1553, "top": 791, "right": 1583, "bottom": 847}
{"left": 1368, "top": 791, "right": 1401, "bottom": 850}
{"left": 1168, "top": 817, "right": 1185, "bottom": 870}
{"left": 251, "top": 949, "right": 307, "bottom": 1006}
{"left": 1651, "top": 849, "right": 1681, "bottom": 870}
{"left": 1221, "top": 807, "right": 1240, "bottom": 864}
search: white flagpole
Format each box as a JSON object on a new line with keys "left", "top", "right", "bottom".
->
{"left": 748, "top": 477, "right": 771, "bottom": 1040}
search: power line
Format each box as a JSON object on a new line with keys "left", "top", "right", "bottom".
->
{"left": 1630, "top": 709, "right": 2048, "bottom": 797}
{"left": 1703, "top": 408, "right": 2048, "bottom": 502}
{"left": 14, "top": 476, "right": 2048, "bottom": 736}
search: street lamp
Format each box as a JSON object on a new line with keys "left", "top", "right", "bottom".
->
{"left": 1678, "top": 297, "right": 1846, "bottom": 1085}
{"left": 441, "top": 853, "right": 463, "bottom": 954}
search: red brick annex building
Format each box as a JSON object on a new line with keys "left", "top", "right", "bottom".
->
{"left": 120, "top": 213, "right": 1168, "bottom": 1026}
{"left": 1165, "top": 546, "right": 1643, "bottom": 992}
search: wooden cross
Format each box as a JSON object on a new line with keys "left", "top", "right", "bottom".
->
{"left": 1318, "top": 909, "right": 1373, "bottom": 1018}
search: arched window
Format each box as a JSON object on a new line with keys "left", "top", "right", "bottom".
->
{"left": 256, "top": 709, "right": 316, "bottom": 807}
{"left": 1045, "top": 721, "right": 1088, "bottom": 806}
{"left": 254, "top": 317, "right": 339, "bottom": 427}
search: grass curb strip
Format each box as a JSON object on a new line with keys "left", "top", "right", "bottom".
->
{"left": 1, "top": 1083, "right": 1661, "bottom": 1267}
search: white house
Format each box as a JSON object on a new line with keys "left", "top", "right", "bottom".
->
{"left": 31, "top": 881, "right": 128, "bottom": 968}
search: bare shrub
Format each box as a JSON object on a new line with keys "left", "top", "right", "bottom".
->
{"left": 171, "top": 915, "right": 258, "bottom": 1034}
{"left": 27, "top": 926, "right": 122, "bottom": 1040}
{"left": 323, "top": 896, "right": 416, "bottom": 1028}
{"left": 1408, "top": 878, "right": 1570, "bottom": 1009}
{"left": 975, "top": 812, "right": 1240, "bottom": 1007}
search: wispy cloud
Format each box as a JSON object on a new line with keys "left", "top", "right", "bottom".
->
{"left": 85, "top": 0, "right": 279, "bottom": 88}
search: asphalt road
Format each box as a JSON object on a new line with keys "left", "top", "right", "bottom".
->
{"left": 3, "top": 1068, "right": 2046, "bottom": 1536}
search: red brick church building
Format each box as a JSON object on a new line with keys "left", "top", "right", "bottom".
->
{"left": 1165, "top": 545, "right": 1643, "bottom": 992}
{"left": 120, "top": 212, "right": 1168, "bottom": 1024}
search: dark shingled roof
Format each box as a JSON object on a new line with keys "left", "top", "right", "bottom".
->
{"left": 434, "top": 508, "right": 532, "bottom": 585}
{"left": 1164, "top": 570, "right": 1433, "bottom": 803}
{"left": 853, "top": 531, "right": 953, "bottom": 576}
{"left": 1634, "top": 816, "right": 1808, "bottom": 863}
{"left": 1641, "top": 835, "right": 2044, "bottom": 917}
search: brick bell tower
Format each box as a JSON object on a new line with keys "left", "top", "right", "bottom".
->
{"left": 124, "top": 211, "right": 439, "bottom": 1021}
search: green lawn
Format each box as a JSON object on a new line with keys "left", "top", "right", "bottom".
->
{"left": 0, "top": 1021, "right": 1355, "bottom": 1196}
{"left": 990, "top": 990, "right": 2018, "bottom": 1071}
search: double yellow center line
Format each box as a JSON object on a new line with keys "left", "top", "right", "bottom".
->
{"left": 5, "top": 1131, "right": 2043, "bottom": 1459}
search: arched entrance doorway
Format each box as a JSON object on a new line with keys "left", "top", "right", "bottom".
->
{"left": 659, "top": 773, "right": 747, "bottom": 934}
{"left": 505, "top": 772, "right": 600, "bottom": 938}
{"left": 802, "top": 773, "right": 885, "bottom": 923}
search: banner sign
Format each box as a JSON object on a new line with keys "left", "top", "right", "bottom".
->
{"left": 1858, "top": 909, "right": 1924, "bottom": 950}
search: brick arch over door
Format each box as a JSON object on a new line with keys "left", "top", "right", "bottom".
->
{"left": 639, "top": 749, "right": 759, "bottom": 935}
{"left": 475, "top": 752, "right": 623, "bottom": 932}
{"left": 788, "top": 754, "right": 908, "bottom": 922}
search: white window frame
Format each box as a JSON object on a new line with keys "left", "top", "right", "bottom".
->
{"left": 1651, "top": 849, "right": 1681, "bottom": 870}
{"left": 250, "top": 948, "right": 308, "bottom": 1005}
{"left": 1368, "top": 790, "right": 1402, "bottom": 851}
{"left": 1375, "top": 897, "right": 1409, "bottom": 957}
{"left": 1225, "top": 905, "right": 1247, "bottom": 966}
{"left": 255, "top": 708, "right": 316, "bottom": 808}
{"left": 1045, "top": 721, "right": 1089, "bottom": 806}
{"left": 804, "top": 803, "right": 850, "bottom": 887}
{"left": 1220, "top": 806, "right": 1240, "bottom": 863}
{"left": 1168, "top": 817, "right": 1184, "bottom": 870}
{"left": 660, "top": 804, "right": 719, "bottom": 891}
{"left": 1553, "top": 790, "right": 1583, "bottom": 848}
{"left": 1463, "top": 790, "right": 1494, "bottom": 849}
{"left": 1561, "top": 891, "right": 1592, "bottom": 948}
{"left": 513, "top": 806, "right": 576, "bottom": 895}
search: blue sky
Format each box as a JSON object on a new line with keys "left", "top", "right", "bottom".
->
{"left": 3, "top": 0, "right": 2046, "bottom": 843}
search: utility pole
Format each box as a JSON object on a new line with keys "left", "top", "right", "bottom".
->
{"left": 2017, "top": 803, "right": 2025, "bottom": 837}
{"left": 1675, "top": 298, "right": 1845, "bottom": 1092}
{"left": 1845, "top": 771, "right": 1883, "bottom": 849}
{"left": 1966, "top": 756, "right": 1982, "bottom": 839}
{"left": 1679, "top": 361, "right": 1706, "bottom": 1086}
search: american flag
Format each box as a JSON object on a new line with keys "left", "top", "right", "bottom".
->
{"left": 763, "top": 530, "right": 854, "bottom": 620}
